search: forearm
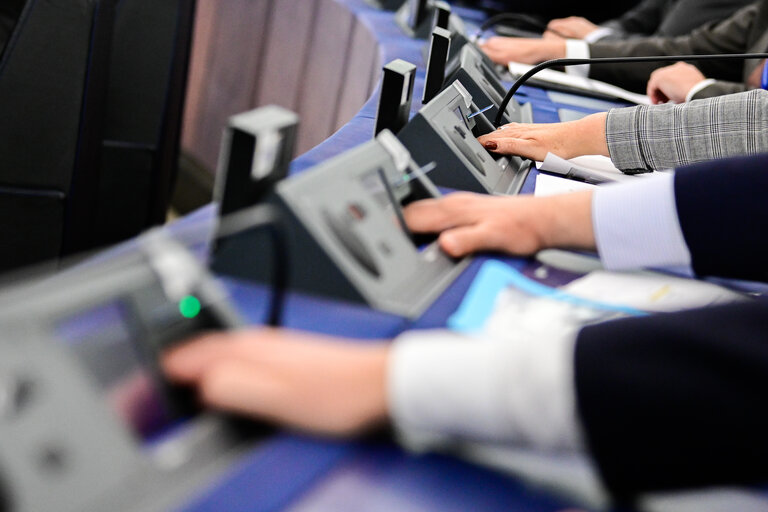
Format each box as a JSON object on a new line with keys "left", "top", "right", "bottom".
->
{"left": 606, "top": 89, "right": 768, "bottom": 172}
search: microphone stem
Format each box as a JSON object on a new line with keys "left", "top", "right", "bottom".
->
{"left": 495, "top": 53, "right": 768, "bottom": 127}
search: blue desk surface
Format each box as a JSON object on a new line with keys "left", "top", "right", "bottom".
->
{"left": 176, "top": 1, "right": 622, "bottom": 511}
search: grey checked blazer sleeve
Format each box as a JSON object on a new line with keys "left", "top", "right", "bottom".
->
{"left": 605, "top": 89, "right": 768, "bottom": 172}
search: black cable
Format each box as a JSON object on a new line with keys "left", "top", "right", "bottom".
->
{"left": 495, "top": 53, "right": 768, "bottom": 127}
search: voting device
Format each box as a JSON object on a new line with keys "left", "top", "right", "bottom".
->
{"left": 0, "top": 232, "right": 259, "bottom": 512}
{"left": 398, "top": 81, "right": 532, "bottom": 195}
{"left": 375, "top": 59, "right": 417, "bottom": 136}
{"left": 396, "top": 0, "right": 466, "bottom": 40}
{"left": 213, "top": 130, "right": 468, "bottom": 318}
{"left": 423, "top": 27, "right": 452, "bottom": 104}
{"left": 214, "top": 106, "right": 298, "bottom": 217}
{"left": 444, "top": 43, "right": 531, "bottom": 126}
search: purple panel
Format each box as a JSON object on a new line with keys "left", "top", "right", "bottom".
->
{"left": 295, "top": 0, "right": 355, "bottom": 154}
{"left": 333, "top": 20, "right": 379, "bottom": 132}
{"left": 190, "top": 0, "right": 273, "bottom": 171}
{"left": 255, "top": 0, "right": 320, "bottom": 112}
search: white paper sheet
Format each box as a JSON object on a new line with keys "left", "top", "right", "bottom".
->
{"left": 508, "top": 61, "right": 652, "bottom": 105}
{"left": 562, "top": 270, "right": 746, "bottom": 313}
{"left": 534, "top": 173, "right": 595, "bottom": 196}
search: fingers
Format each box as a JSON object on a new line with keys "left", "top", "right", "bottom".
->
{"left": 542, "top": 30, "right": 563, "bottom": 40}
{"left": 196, "top": 359, "right": 286, "bottom": 419}
{"left": 439, "top": 225, "right": 494, "bottom": 257}
{"left": 162, "top": 333, "right": 244, "bottom": 383}
{"left": 402, "top": 192, "right": 483, "bottom": 233}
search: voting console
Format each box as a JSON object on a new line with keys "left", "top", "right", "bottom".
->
{"left": 395, "top": 0, "right": 466, "bottom": 39}
{"left": 443, "top": 43, "right": 532, "bottom": 126}
{"left": 398, "top": 81, "right": 532, "bottom": 195}
{"left": 213, "top": 130, "right": 468, "bottom": 318}
{"left": 0, "top": 232, "right": 259, "bottom": 512}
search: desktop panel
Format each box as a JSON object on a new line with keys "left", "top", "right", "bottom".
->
{"left": 213, "top": 131, "right": 468, "bottom": 318}
{"left": 398, "top": 81, "right": 532, "bottom": 195}
{"left": 0, "top": 234, "right": 256, "bottom": 512}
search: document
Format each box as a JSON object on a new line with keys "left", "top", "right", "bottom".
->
{"left": 534, "top": 173, "right": 595, "bottom": 196}
{"left": 508, "top": 62, "right": 651, "bottom": 105}
{"left": 562, "top": 270, "right": 746, "bottom": 313}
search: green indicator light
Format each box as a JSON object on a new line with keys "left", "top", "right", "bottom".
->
{"left": 179, "top": 295, "right": 202, "bottom": 319}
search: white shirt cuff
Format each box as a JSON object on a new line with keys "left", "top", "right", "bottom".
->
{"left": 564, "top": 39, "right": 590, "bottom": 78}
{"left": 584, "top": 27, "right": 614, "bottom": 43}
{"left": 593, "top": 172, "right": 692, "bottom": 270}
{"left": 388, "top": 329, "right": 582, "bottom": 453}
{"left": 685, "top": 78, "right": 717, "bottom": 102}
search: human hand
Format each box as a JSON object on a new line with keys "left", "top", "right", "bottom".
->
{"left": 646, "top": 62, "right": 706, "bottom": 104}
{"left": 546, "top": 16, "right": 600, "bottom": 40}
{"left": 403, "top": 191, "right": 596, "bottom": 258}
{"left": 162, "top": 329, "right": 390, "bottom": 436}
{"left": 475, "top": 113, "right": 609, "bottom": 162}
{"left": 479, "top": 37, "right": 566, "bottom": 66}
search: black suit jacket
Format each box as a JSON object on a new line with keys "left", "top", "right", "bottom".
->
{"left": 0, "top": 0, "right": 24, "bottom": 57}
{"left": 589, "top": 0, "right": 768, "bottom": 96}
{"left": 574, "top": 153, "right": 768, "bottom": 498}
{"left": 600, "top": 0, "right": 754, "bottom": 39}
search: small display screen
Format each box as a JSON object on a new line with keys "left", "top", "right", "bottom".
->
{"left": 453, "top": 106, "right": 469, "bottom": 130}
{"left": 358, "top": 168, "right": 417, "bottom": 245}
{"left": 55, "top": 301, "right": 176, "bottom": 442}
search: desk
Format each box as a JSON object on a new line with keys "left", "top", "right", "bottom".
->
{"left": 167, "top": 2, "right": 624, "bottom": 511}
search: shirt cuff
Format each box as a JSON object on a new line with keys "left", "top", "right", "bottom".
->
{"left": 388, "top": 329, "right": 582, "bottom": 452}
{"left": 593, "top": 171, "right": 692, "bottom": 270}
{"left": 584, "top": 27, "right": 614, "bottom": 43}
{"left": 564, "top": 39, "right": 590, "bottom": 78}
{"left": 685, "top": 78, "right": 717, "bottom": 102}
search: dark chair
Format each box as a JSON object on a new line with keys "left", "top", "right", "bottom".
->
{"left": 0, "top": 0, "right": 116, "bottom": 271}
{"left": 94, "top": 0, "right": 197, "bottom": 246}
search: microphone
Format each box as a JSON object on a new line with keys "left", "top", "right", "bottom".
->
{"left": 494, "top": 53, "right": 768, "bottom": 127}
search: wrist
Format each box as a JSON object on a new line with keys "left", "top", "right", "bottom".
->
{"left": 565, "top": 112, "right": 608, "bottom": 158}
{"left": 540, "top": 40, "right": 566, "bottom": 61}
{"left": 537, "top": 191, "right": 596, "bottom": 251}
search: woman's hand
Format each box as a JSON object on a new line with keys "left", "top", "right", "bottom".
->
{"left": 476, "top": 113, "right": 609, "bottom": 162}
{"left": 162, "top": 329, "right": 390, "bottom": 436}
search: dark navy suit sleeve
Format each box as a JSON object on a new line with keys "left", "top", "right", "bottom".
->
{"left": 674, "top": 154, "right": 768, "bottom": 283}
{"left": 573, "top": 154, "right": 768, "bottom": 498}
{"left": 575, "top": 300, "right": 768, "bottom": 498}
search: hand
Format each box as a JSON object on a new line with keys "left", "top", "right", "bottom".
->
{"left": 162, "top": 329, "right": 390, "bottom": 436}
{"left": 479, "top": 37, "right": 566, "bottom": 66}
{"left": 546, "top": 16, "right": 600, "bottom": 40}
{"left": 475, "top": 113, "right": 609, "bottom": 162}
{"left": 403, "top": 191, "right": 596, "bottom": 258}
{"left": 646, "top": 62, "right": 706, "bottom": 104}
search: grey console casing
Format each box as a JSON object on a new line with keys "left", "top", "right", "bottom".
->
{"left": 0, "top": 233, "right": 258, "bottom": 512}
{"left": 444, "top": 43, "right": 532, "bottom": 126}
{"left": 398, "top": 81, "right": 532, "bottom": 196}
{"left": 212, "top": 131, "right": 469, "bottom": 318}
